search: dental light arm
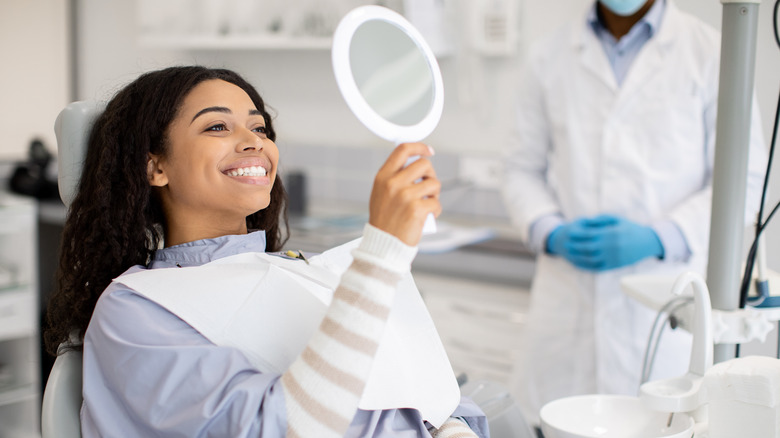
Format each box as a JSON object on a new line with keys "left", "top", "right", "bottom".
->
{"left": 707, "top": 0, "right": 761, "bottom": 364}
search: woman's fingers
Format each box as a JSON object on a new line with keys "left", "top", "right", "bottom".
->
{"left": 379, "top": 142, "right": 435, "bottom": 174}
{"left": 375, "top": 143, "right": 437, "bottom": 190}
{"left": 395, "top": 156, "right": 438, "bottom": 186}
{"left": 396, "top": 176, "right": 441, "bottom": 205}
{"left": 369, "top": 143, "right": 441, "bottom": 246}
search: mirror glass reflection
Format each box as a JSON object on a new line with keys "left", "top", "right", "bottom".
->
{"left": 349, "top": 20, "right": 435, "bottom": 127}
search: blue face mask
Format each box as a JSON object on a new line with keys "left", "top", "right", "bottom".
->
{"left": 599, "top": 0, "right": 647, "bottom": 16}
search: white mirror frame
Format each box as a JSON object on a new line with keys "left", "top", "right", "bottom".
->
{"left": 332, "top": 5, "right": 444, "bottom": 144}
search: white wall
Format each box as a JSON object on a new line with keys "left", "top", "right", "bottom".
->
{"left": 76, "top": 0, "right": 780, "bottom": 268}
{"left": 675, "top": 0, "right": 780, "bottom": 270}
{"left": 0, "top": 0, "right": 69, "bottom": 160}
{"left": 748, "top": 0, "right": 780, "bottom": 270}
{"left": 74, "top": 0, "right": 523, "bottom": 154}
{"left": 73, "top": 0, "right": 780, "bottom": 156}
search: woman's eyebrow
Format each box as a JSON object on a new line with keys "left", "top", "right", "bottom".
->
{"left": 191, "top": 106, "right": 231, "bottom": 124}
{"left": 191, "top": 107, "right": 263, "bottom": 124}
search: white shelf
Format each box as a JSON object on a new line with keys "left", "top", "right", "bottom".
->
{"left": 5, "top": 432, "right": 41, "bottom": 438}
{"left": 0, "top": 383, "right": 36, "bottom": 407}
{"left": 0, "top": 194, "right": 39, "bottom": 436}
{"left": 0, "top": 288, "right": 36, "bottom": 342}
{"left": 138, "top": 34, "right": 333, "bottom": 50}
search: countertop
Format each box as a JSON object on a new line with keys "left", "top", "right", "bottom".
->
{"left": 37, "top": 198, "right": 537, "bottom": 288}
{"left": 284, "top": 200, "right": 536, "bottom": 288}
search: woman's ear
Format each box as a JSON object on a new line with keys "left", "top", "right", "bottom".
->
{"left": 147, "top": 155, "right": 168, "bottom": 187}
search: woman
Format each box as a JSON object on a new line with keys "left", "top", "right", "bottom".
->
{"left": 45, "top": 66, "right": 487, "bottom": 438}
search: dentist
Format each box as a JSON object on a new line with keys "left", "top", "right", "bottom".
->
{"left": 502, "top": 0, "right": 767, "bottom": 431}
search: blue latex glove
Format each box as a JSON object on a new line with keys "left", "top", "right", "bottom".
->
{"left": 546, "top": 216, "right": 614, "bottom": 270}
{"left": 547, "top": 214, "right": 664, "bottom": 271}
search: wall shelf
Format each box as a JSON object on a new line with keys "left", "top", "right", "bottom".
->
{"left": 138, "top": 34, "right": 333, "bottom": 51}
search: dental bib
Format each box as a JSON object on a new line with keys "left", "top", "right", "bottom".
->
{"left": 114, "top": 238, "right": 460, "bottom": 428}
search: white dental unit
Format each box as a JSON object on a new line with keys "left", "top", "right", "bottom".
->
{"left": 541, "top": 1, "right": 780, "bottom": 437}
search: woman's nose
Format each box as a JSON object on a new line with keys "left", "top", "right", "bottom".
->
{"left": 237, "top": 129, "right": 263, "bottom": 152}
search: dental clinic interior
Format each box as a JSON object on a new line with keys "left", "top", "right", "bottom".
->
{"left": 2, "top": 0, "right": 780, "bottom": 437}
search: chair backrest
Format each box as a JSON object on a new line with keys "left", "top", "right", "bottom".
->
{"left": 54, "top": 101, "right": 103, "bottom": 208}
{"left": 41, "top": 347, "right": 84, "bottom": 438}
{"left": 42, "top": 102, "right": 102, "bottom": 437}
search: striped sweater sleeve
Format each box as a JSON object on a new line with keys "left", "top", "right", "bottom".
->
{"left": 280, "top": 224, "right": 417, "bottom": 438}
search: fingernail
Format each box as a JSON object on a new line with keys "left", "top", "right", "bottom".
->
{"left": 427, "top": 145, "right": 435, "bottom": 156}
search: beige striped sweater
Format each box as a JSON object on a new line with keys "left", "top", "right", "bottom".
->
{"left": 279, "top": 224, "right": 477, "bottom": 438}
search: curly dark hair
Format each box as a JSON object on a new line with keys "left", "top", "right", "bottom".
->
{"left": 45, "top": 66, "right": 289, "bottom": 356}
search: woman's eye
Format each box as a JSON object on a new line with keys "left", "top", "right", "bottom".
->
{"left": 205, "top": 123, "right": 227, "bottom": 132}
{"left": 253, "top": 126, "right": 268, "bottom": 134}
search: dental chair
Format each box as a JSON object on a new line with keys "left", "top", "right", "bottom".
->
{"left": 41, "top": 341, "right": 83, "bottom": 438}
{"left": 41, "top": 101, "right": 102, "bottom": 438}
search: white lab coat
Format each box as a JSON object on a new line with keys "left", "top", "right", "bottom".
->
{"left": 502, "top": 1, "right": 767, "bottom": 425}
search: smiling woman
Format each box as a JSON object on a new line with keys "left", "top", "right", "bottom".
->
{"left": 47, "top": 67, "right": 289, "bottom": 356}
{"left": 44, "top": 66, "right": 485, "bottom": 438}
{"left": 148, "top": 79, "right": 280, "bottom": 246}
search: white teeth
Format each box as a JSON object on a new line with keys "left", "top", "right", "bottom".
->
{"left": 228, "top": 166, "right": 267, "bottom": 177}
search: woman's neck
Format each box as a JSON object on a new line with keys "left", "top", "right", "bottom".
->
{"left": 163, "top": 213, "right": 248, "bottom": 247}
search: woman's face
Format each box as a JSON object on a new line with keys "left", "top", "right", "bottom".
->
{"left": 150, "top": 79, "right": 278, "bottom": 237}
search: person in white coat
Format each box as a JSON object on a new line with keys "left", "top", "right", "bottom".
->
{"left": 502, "top": 0, "right": 767, "bottom": 431}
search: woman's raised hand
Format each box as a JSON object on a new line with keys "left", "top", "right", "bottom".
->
{"left": 369, "top": 143, "right": 441, "bottom": 247}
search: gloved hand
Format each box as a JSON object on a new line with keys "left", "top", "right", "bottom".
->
{"left": 546, "top": 216, "right": 613, "bottom": 270}
{"left": 547, "top": 214, "right": 664, "bottom": 271}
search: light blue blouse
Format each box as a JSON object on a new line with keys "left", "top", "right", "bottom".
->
{"left": 80, "top": 231, "right": 489, "bottom": 437}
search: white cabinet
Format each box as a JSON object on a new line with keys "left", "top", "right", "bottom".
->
{"left": 414, "top": 272, "right": 529, "bottom": 388}
{"left": 0, "top": 194, "right": 40, "bottom": 438}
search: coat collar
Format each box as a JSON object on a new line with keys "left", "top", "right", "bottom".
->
{"left": 586, "top": 0, "right": 665, "bottom": 39}
{"left": 572, "top": 0, "right": 679, "bottom": 50}
{"left": 571, "top": 0, "right": 680, "bottom": 93}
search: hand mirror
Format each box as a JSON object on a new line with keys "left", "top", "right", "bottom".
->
{"left": 332, "top": 5, "right": 444, "bottom": 232}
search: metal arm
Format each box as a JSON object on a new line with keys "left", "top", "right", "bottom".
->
{"left": 707, "top": 0, "right": 761, "bottom": 363}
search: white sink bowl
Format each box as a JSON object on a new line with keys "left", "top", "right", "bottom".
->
{"left": 540, "top": 394, "right": 694, "bottom": 438}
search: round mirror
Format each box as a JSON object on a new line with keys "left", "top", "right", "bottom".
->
{"left": 332, "top": 5, "right": 444, "bottom": 144}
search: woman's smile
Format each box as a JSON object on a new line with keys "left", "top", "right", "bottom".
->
{"left": 221, "top": 157, "right": 273, "bottom": 183}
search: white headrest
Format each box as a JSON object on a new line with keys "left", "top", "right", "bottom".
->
{"left": 54, "top": 101, "right": 104, "bottom": 208}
